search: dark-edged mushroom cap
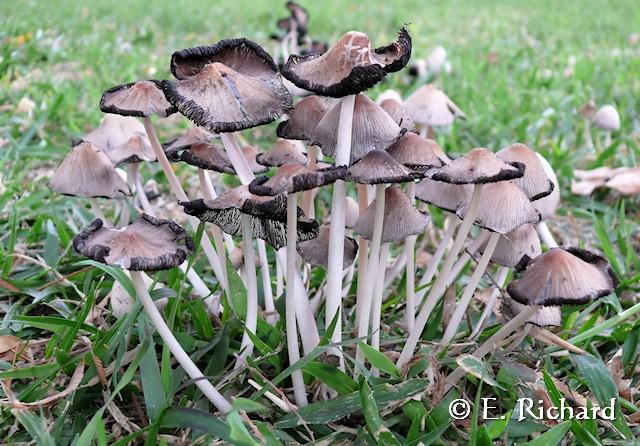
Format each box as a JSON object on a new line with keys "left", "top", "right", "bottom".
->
{"left": 281, "top": 28, "right": 411, "bottom": 97}
{"left": 346, "top": 150, "right": 415, "bottom": 184}
{"left": 415, "top": 177, "right": 472, "bottom": 213}
{"left": 430, "top": 148, "right": 524, "bottom": 185}
{"left": 276, "top": 95, "right": 331, "bottom": 140}
{"left": 501, "top": 298, "right": 561, "bottom": 327}
{"left": 380, "top": 98, "right": 415, "bottom": 131}
{"left": 103, "top": 134, "right": 156, "bottom": 166}
{"left": 162, "top": 38, "right": 293, "bottom": 133}
{"left": 50, "top": 142, "right": 132, "bottom": 199}
{"left": 100, "top": 80, "right": 176, "bottom": 118}
{"left": 256, "top": 139, "right": 307, "bottom": 167}
{"left": 83, "top": 114, "right": 148, "bottom": 154}
{"left": 73, "top": 214, "right": 194, "bottom": 270}
{"left": 297, "top": 224, "right": 357, "bottom": 269}
{"left": 241, "top": 145, "right": 269, "bottom": 174}
{"left": 480, "top": 223, "right": 541, "bottom": 267}
{"left": 507, "top": 247, "right": 617, "bottom": 306}
{"left": 180, "top": 185, "right": 318, "bottom": 249}
{"left": 404, "top": 84, "right": 466, "bottom": 127}
{"left": 169, "top": 142, "right": 235, "bottom": 174}
{"left": 354, "top": 186, "right": 431, "bottom": 243}
{"left": 386, "top": 132, "right": 446, "bottom": 172}
{"left": 163, "top": 126, "right": 215, "bottom": 153}
{"left": 497, "top": 143, "right": 554, "bottom": 201}
{"left": 249, "top": 164, "right": 347, "bottom": 196}
{"left": 311, "top": 94, "right": 403, "bottom": 165}
{"left": 457, "top": 181, "right": 540, "bottom": 234}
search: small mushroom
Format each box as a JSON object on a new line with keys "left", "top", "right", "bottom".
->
{"left": 297, "top": 224, "right": 357, "bottom": 270}
{"left": 379, "top": 98, "right": 415, "bottom": 132}
{"left": 404, "top": 84, "right": 465, "bottom": 138}
{"left": 276, "top": 95, "right": 331, "bottom": 140}
{"left": 591, "top": 104, "right": 620, "bottom": 147}
{"left": 256, "top": 139, "right": 307, "bottom": 167}
{"left": 386, "top": 132, "right": 446, "bottom": 174}
{"left": 496, "top": 143, "right": 554, "bottom": 201}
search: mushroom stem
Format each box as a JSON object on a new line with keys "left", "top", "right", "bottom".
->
{"left": 370, "top": 242, "right": 390, "bottom": 376}
{"left": 536, "top": 221, "right": 558, "bottom": 248}
{"left": 276, "top": 249, "right": 284, "bottom": 298}
{"left": 257, "top": 241, "right": 277, "bottom": 325}
{"left": 285, "top": 193, "right": 308, "bottom": 407}
{"left": 443, "top": 305, "right": 540, "bottom": 393}
{"left": 445, "top": 230, "right": 490, "bottom": 287}
{"left": 235, "top": 214, "right": 258, "bottom": 369}
{"left": 603, "top": 130, "right": 612, "bottom": 147}
{"left": 325, "top": 94, "right": 356, "bottom": 368}
{"left": 419, "top": 127, "right": 427, "bottom": 139}
{"left": 398, "top": 184, "right": 484, "bottom": 368}
{"left": 404, "top": 182, "right": 417, "bottom": 331}
{"left": 131, "top": 164, "right": 153, "bottom": 214}
{"left": 197, "top": 169, "right": 235, "bottom": 251}
{"left": 89, "top": 198, "right": 107, "bottom": 223}
{"left": 130, "top": 270, "right": 232, "bottom": 413}
{"left": 355, "top": 184, "right": 386, "bottom": 373}
{"left": 301, "top": 146, "right": 319, "bottom": 218}
{"left": 583, "top": 119, "right": 594, "bottom": 149}
{"left": 441, "top": 232, "right": 500, "bottom": 345}
{"left": 470, "top": 266, "right": 510, "bottom": 339}
{"left": 141, "top": 116, "right": 227, "bottom": 293}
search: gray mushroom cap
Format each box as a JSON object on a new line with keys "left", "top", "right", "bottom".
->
{"left": 380, "top": 98, "right": 415, "bottom": 132}
{"left": 249, "top": 164, "right": 346, "bottom": 196}
{"left": 415, "top": 176, "right": 472, "bottom": 213}
{"left": 256, "top": 139, "right": 307, "bottom": 167}
{"left": 100, "top": 80, "right": 176, "bottom": 118}
{"left": 501, "top": 297, "right": 561, "bottom": 327}
{"left": 276, "top": 95, "right": 331, "bottom": 140}
{"left": 169, "top": 142, "right": 236, "bottom": 174}
{"left": 346, "top": 150, "right": 415, "bottom": 184}
{"left": 430, "top": 148, "right": 524, "bottom": 185}
{"left": 297, "top": 224, "right": 358, "bottom": 269}
{"left": 73, "top": 214, "right": 194, "bottom": 271}
{"left": 496, "top": 143, "right": 554, "bottom": 201}
{"left": 386, "top": 132, "right": 446, "bottom": 172}
{"left": 479, "top": 223, "right": 542, "bottom": 267}
{"left": 404, "top": 84, "right": 466, "bottom": 127}
{"left": 83, "top": 114, "right": 150, "bottom": 159}
{"left": 163, "top": 126, "right": 215, "bottom": 153}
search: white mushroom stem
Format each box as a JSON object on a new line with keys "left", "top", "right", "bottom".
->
{"left": 398, "top": 184, "right": 484, "bottom": 368}
{"left": 603, "top": 131, "right": 612, "bottom": 147}
{"left": 301, "top": 146, "right": 320, "bottom": 218}
{"left": 370, "top": 242, "right": 390, "bottom": 377}
{"left": 130, "top": 270, "right": 232, "bottom": 413}
{"left": 141, "top": 117, "right": 227, "bottom": 294}
{"left": 235, "top": 214, "right": 258, "bottom": 369}
{"left": 404, "top": 182, "right": 417, "bottom": 331}
{"left": 583, "top": 119, "right": 594, "bottom": 149}
{"left": 354, "top": 184, "right": 369, "bottom": 315}
{"left": 256, "top": 241, "right": 277, "bottom": 325}
{"left": 325, "top": 94, "right": 356, "bottom": 367}
{"left": 355, "top": 184, "right": 386, "bottom": 373}
{"left": 444, "top": 230, "right": 490, "bottom": 287}
{"left": 276, "top": 250, "right": 284, "bottom": 298}
{"left": 198, "top": 169, "right": 235, "bottom": 251}
{"left": 536, "top": 221, "right": 558, "bottom": 248}
{"left": 443, "top": 305, "right": 540, "bottom": 393}
{"left": 441, "top": 232, "right": 500, "bottom": 345}
{"left": 470, "top": 266, "right": 510, "bottom": 339}
{"left": 130, "top": 164, "right": 153, "bottom": 213}
{"left": 89, "top": 198, "right": 107, "bottom": 223}
{"left": 285, "top": 193, "right": 307, "bottom": 407}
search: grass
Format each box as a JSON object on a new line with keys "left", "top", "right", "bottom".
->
{"left": 1, "top": 0, "right": 640, "bottom": 444}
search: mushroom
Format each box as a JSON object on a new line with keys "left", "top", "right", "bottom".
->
{"left": 534, "top": 152, "right": 561, "bottom": 247}
{"left": 591, "top": 104, "right": 620, "bottom": 148}
{"left": 297, "top": 224, "right": 358, "bottom": 269}
{"left": 496, "top": 143, "right": 554, "bottom": 201}
{"left": 73, "top": 214, "right": 231, "bottom": 413}
{"left": 404, "top": 84, "right": 466, "bottom": 139}
{"left": 379, "top": 98, "right": 415, "bottom": 132}
{"left": 256, "top": 139, "right": 307, "bottom": 167}
{"left": 605, "top": 167, "right": 640, "bottom": 195}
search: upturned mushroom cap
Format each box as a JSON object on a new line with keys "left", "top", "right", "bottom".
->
{"left": 276, "top": 96, "right": 331, "bottom": 140}
{"left": 256, "top": 139, "right": 307, "bottom": 167}
{"left": 404, "top": 84, "right": 466, "bottom": 127}
{"left": 83, "top": 114, "right": 148, "bottom": 156}
{"left": 415, "top": 177, "right": 472, "bottom": 213}
{"left": 162, "top": 38, "right": 293, "bottom": 133}
{"left": 50, "top": 142, "right": 132, "bottom": 198}
{"left": 163, "top": 126, "right": 215, "bottom": 153}
{"left": 457, "top": 181, "right": 540, "bottom": 234}
{"left": 501, "top": 298, "right": 561, "bottom": 327}
{"left": 387, "top": 133, "right": 446, "bottom": 172}
{"left": 240, "top": 145, "right": 269, "bottom": 174}
{"left": 249, "top": 164, "right": 346, "bottom": 196}
{"left": 297, "top": 225, "right": 357, "bottom": 269}
{"left": 354, "top": 186, "right": 431, "bottom": 243}
{"left": 380, "top": 98, "right": 415, "bottom": 131}
{"left": 533, "top": 153, "right": 560, "bottom": 219}
{"left": 180, "top": 186, "right": 319, "bottom": 249}
{"left": 311, "top": 94, "right": 403, "bottom": 165}
{"left": 605, "top": 168, "right": 640, "bottom": 195}
{"left": 591, "top": 105, "right": 620, "bottom": 131}
{"left": 480, "top": 224, "right": 541, "bottom": 267}
{"left": 281, "top": 28, "right": 412, "bottom": 97}
{"left": 100, "top": 80, "right": 176, "bottom": 118}
{"left": 496, "top": 143, "right": 554, "bottom": 201}
{"left": 73, "top": 214, "right": 194, "bottom": 270}
{"left": 346, "top": 150, "right": 415, "bottom": 184}
{"left": 170, "top": 142, "right": 235, "bottom": 174}
{"left": 430, "top": 148, "right": 524, "bottom": 185}
{"left": 507, "top": 247, "right": 616, "bottom": 306}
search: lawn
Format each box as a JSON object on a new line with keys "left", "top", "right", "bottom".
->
{"left": 1, "top": 0, "right": 639, "bottom": 444}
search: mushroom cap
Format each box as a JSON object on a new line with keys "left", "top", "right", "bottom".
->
{"left": 73, "top": 214, "right": 194, "bottom": 270}
{"left": 240, "top": 145, "right": 269, "bottom": 174}
{"left": 386, "top": 132, "right": 446, "bottom": 172}
{"left": 605, "top": 168, "right": 640, "bottom": 195}
{"left": 404, "top": 84, "right": 466, "bottom": 127}
{"left": 281, "top": 28, "right": 412, "bottom": 97}
{"left": 496, "top": 143, "right": 554, "bottom": 201}
{"left": 345, "top": 196, "right": 360, "bottom": 229}
{"left": 501, "top": 298, "right": 561, "bottom": 327}
{"left": 163, "top": 126, "right": 215, "bottom": 153}
{"left": 354, "top": 186, "right": 431, "bottom": 243}
{"left": 256, "top": 139, "right": 307, "bottom": 167}
{"left": 457, "top": 181, "right": 540, "bottom": 234}
{"left": 170, "top": 142, "right": 236, "bottom": 174}
{"left": 276, "top": 95, "right": 331, "bottom": 140}
{"left": 181, "top": 186, "right": 319, "bottom": 249}
{"left": 533, "top": 153, "right": 560, "bottom": 219}
{"left": 249, "top": 164, "right": 346, "bottom": 196}
{"left": 50, "top": 142, "right": 132, "bottom": 199}
{"left": 278, "top": 1, "right": 309, "bottom": 36}
{"left": 297, "top": 224, "right": 357, "bottom": 269}
{"left": 311, "top": 94, "right": 403, "bottom": 165}
{"left": 415, "top": 176, "right": 472, "bottom": 213}
{"left": 426, "top": 45, "right": 448, "bottom": 75}
{"left": 346, "top": 149, "right": 415, "bottom": 184}
{"left": 507, "top": 247, "right": 616, "bottom": 306}
{"left": 376, "top": 89, "right": 403, "bottom": 104}
{"left": 162, "top": 38, "right": 293, "bottom": 133}
{"left": 103, "top": 134, "right": 156, "bottom": 166}
{"left": 380, "top": 98, "right": 415, "bottom": 131}
{"left": 591, "top": 105, "right": 620, "bottom": 131}
{"left": 430, "top": 148, "right": 524, "bottom": 185}
{"left": 480, "top": 223, "right": 541, "bottom": 267}
{"left": 83, "top": 114, "right": 148, "bottom": 155}
{"left": 100, "top": 80, "right": 176, "bottom": 118}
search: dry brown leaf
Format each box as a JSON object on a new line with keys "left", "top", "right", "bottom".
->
{"left": 0, "top": 335, "right": 30, "bottom": 361}
{"left": 607, "top": 349, "right": 632, "bottom": 401}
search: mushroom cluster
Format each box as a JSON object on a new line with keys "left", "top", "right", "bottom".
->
{"left": 49, "top": 5, "right": 619, "bottom": 418}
